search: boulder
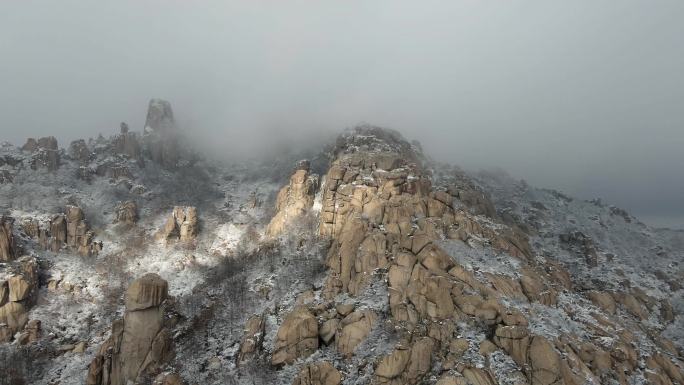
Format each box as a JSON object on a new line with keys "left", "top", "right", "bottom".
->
{"left": 452, "top": 339, "right": 471, "bottom": 354}
{"left": 319, "top": 318, "right": 339, "bottom": 345}
{"left": 416, "top": 243, "right": 454, "bottom": 274}
{"left": 479, "top": 340, "right": 497, "bottom": 356}
{"left": 375, "top": 348, "right": 411, "bottom": 380}
{"left": 375, "top": 338, "right": 434, "bottom": 385}
{"left": 527, "top": 336, "right": 561, "bottom": 385}
{"left": 337, "top": 310, "right": 376, "bottom": 356}
{"left": 8, "top": 275, "right": 31, "bottom": 302}
{"left": 292, "top": 362, "right": 342, "bottom": 385}
{"left": 25, "top": 319, "right": 41, "bottom": 343}
{"left": 0, "top": 302, "right": 28, "bottom": 339}
{"left": 493, "top": 325, "right": 530, "bottom": 366}
{"left": 462, "top": 368, "right": 497, "bottom": 385}
{"left": 125, "top": 273, "right": 169, "bottom": 311}
{"left": 271, "top": 306, "right": 318, "bottom": 365}
{"left": 403, "top": 338, "right": 434, "bottom": 384}
{"left": 335, "top": 303, "right": 355, "bottom": 317}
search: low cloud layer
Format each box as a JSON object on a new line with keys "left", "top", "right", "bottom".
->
{"left": 1, "top": 1, "right": 682, "bottom": 228}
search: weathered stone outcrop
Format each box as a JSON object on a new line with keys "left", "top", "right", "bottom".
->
{"left": 462, "top": 368, "right": 498, "bottom": 385}
{"left": 559, "top": 231, "right": 599, "bottom": 268}
{"left": 69, "top": 139, "right": 93, "bottom": 164}
{"left": 527, "top": 336, "right": 562, "bottom": 385}
{"left": 113, "top": 122, "right": 144, "bottom": 165}
{"left": 237, "top": 314, "right": 265, "bottom": 365}
{"left": 0, "top": 216, "right": 17, "bottom": 261}
{"left": 271, "top": 306, "right": 318, "bottom": 365}
{"left": 124, "top": 273, "right": 168, "bottom": 310}
{"left": 374, "top": 337, "right": 434, "bottom": 385}
{"left": 115, "top": 201, "right": 138, "bottom": 224}
{"left": 587, "top": 290, "right": 616, "bottom": 314}
{"left": 613, "top": 291, "right": 649, "bottom": 320}
{"left": 0, "top": 302, "right": 28, "bottom": 342}
{"left": 336, "top": 309, "right": 377, "bottom": 356}
{"left": 65, "top": 205, "right": 101, "bottom": 256}
{"left": 20, "top": 213, "right": 70, "bottom": 252}
{"left": 17, "top": 319, "right": 41, "bottom": 345}
{"left": 23, "top": 136, "right": 60, "bottom": 171}
{"left": 0, "top": 256, "right": 38, "bottom": 342}
{"left": 320, "top": 127, "right": 533, "bottom": 308}
{"left": 306, "top": 128, "right": 645, "bottom": 385}
{"left": 445, "top": 169, "right": 498, "bottom": 219}
{"left": 319, "top": 318, "right": 339, "bottom": 346}
{"left": 292, "top": 362, "right": 342, "bottom": 385}
{"left": 266, "top": 160, "right": 319, "bottom": 237}
{"left": 157, "top": 206, "right": 198, "bottom": 244}
{"left": 86, "top": 273, "right": 172, "bottom": 385}
{"left": 8, "top": 274, "right": 32, "bottom": 302}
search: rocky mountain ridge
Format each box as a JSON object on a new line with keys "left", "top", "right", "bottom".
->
{"left": 0, "top": 101, "right": 682, "bottom": 385}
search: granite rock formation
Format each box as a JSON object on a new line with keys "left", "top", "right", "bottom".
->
{"left": 86, "top": 273, "right": 173, "bottom": 385}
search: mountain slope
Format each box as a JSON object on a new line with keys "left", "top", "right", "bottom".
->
{"left": 0, "top": 103, "right": 682, "bottom": 385}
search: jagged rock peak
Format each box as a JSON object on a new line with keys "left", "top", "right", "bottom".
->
{"left": 334, "top": 125, "right": 425, "bottom": 168}
{"left": 144, "top": 99, "right": 176, "bottom": 133}
{"left": 143, "top": 99, "right": 183, "bottom": 168}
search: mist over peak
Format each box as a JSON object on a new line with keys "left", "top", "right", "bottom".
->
{"left": 1, "top": 0, "right": 682, "bottom": 228}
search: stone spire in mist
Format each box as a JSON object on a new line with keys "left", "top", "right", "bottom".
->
{"left": 143, "top": 99, "right": 181, "bottom": 169}
{"left": 144, "top": 99, "right": 176, "bottom": 133}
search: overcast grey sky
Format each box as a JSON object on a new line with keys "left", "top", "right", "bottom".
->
{"left": 1, "top": 1, "right": 683, "bottom": 228}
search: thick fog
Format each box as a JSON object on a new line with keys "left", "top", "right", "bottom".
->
{"left": 1, "top": 1, "right": 682, "bottom": 228}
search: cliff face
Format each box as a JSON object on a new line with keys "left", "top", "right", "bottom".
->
{"left": 0, "top": 107, "right": 681, "bottom": 385}
{"left": 259, "top": 127, "right": 683, "bottom": 385}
